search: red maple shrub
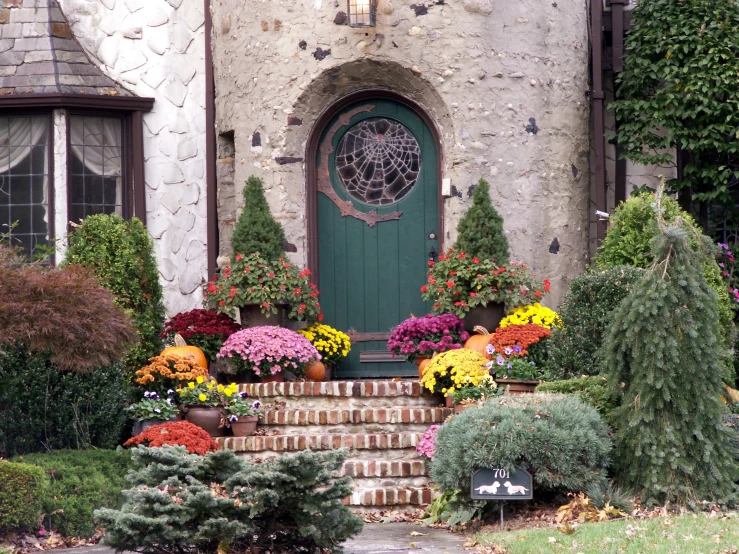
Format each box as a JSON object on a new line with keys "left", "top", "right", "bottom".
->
{"left": 0, "top": 246, "right": 137, "bottom": 371}
{"left": 124, "top": 421, "right": 218, "bottom": 455}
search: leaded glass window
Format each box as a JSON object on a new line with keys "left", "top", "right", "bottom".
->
{"left": 335, "top": 118, "right": 421, "bottom": 206}
{"left": 0, "top": 115, "right": 50, "bottom": 256}
{"left": 69, "top": 116, "right": 124, "bottom": 223}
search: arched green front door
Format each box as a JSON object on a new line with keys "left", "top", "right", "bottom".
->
{"left": 316, "top": 99, "right": 439, "bottom": 378}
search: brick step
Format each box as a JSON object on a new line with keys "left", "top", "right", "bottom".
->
{"left": 344, "top": 486, "right": 436, "bottom": 507}
{"left": 343, "top": 459, "right": 428, "bottom": 479}
{"left": 238, "top": 380, "right": 425, "bottom": 398}
{"left": 217, "top": 432, "right": 424, "bottom": 453}
{"left": 260, "top": 407, "right": 452, "bottom": 426}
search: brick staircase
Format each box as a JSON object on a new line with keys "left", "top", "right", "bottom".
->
{"left": 216, "top": 380, "right": 449, "bottom": 510}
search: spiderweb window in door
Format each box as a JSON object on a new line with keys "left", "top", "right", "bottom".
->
{"left": 335, "top": 118, "right": 421, "bottom": 205}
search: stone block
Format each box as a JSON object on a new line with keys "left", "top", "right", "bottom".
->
{"left": 159, "top": 161, "right": 185, "bottom": 184}
{"left": 123, "top": 0, "right": 144, "bottom": 13}
{"left": 182, "top": 0, "right": 204, "bottom": 32}
{"left": 173, "top": 208, "right": 195, "bottom": 231}
{"left": 22, "top": 22, "right": 47, "bottom": 37}
{"left": 0, "top": 50, "right": 24, "bottom": 65}
{"left": 146, "top": 31, "right": 168, "bottom": 55}
{"left": 177, "top": 136, "right": 197, "bottom": 160}
{"left": 168, "top": 112, "right": 189, "bottom": 133}
{"left": 141, "top": 65, "right": 166, "bottom": 89}
{"left": 9, "top": 8, "right": 35, "bottom": 23}
{"left": 146, "top": 7, "right": 168, "bottom": 27}
{"left": 97, "top": 34, "right": 121, "bottom": 67}
{"left": 163, "top": 73, "right": 187, "bottom": 107}
{"left": 117, "top": 47, "right": 147, "bottom": 72}
{"left": 178, "top": 262, "right": 203, "bottom": 294}
{"left": 158, "top": 257, "right": 177, "bottom": 281}
{"left": 185, "top": 239, "right": 206, "bottom": 262}
{"left": 11, "top": 37, "right": 38, "bottom": 50}
{"left": 169, "top": 22, "right": 192, "bottom": 53}
{"left": 0, "top": 22, "right": 22, "bottom": 38}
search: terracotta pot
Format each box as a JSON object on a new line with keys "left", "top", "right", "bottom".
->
{"left": 445, "top": 395, "right": 454, "bottom": 408}
{"left": 239, "top": 303, "right": 288, "bottom": 328}
{"left": 184, "top": 406, "right": 227, "bottom": 437}
{"left": 463, "top": 303, "right": 506, "bottom": 334}
{"left": 230, "top": 415, "right": 259, "bottom": 437}
{"left": 454, "top": 403, "right": 475, "bottom": 415}
{"left": 132, "top": 418, "right": 174, "bottom": 437}
{"left": 261, "top": 372, "right": 285, "bottom": 383}
{"left": 495, "top": 379, "right": 540, "bottom": 395}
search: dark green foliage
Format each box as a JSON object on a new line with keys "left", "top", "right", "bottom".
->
{"left": 0, "top": 348, "right": 131, "bottom": 457}
{"left": 612, "top": 0, "right": 739, "bottom": 213}
{"left": 0, "top": 460, "right": 47, "bottom": 532}
{"left": 453, "top": 178, "right": 510, "bottom": 264}
{"left": 64, "top": 214, "right": 165, "bottom": 374}
{"left": 603, "top": 218, "right": 738, "bottom": 506}
{"left": 585, "top": 481, "right": 635, "bottom": 514}
{"left": 546, "top": 266, "right": 645, "bottom": 379}
{"left": 96, "top": 446, "right": 363, "bottom": 554}
{"left": 723, "top": 415, "right": 739, "bottom": 466}
{"left": 16, "top": 450, "right": 132, "bottom": 537}
{"left": 431, "top": 394, "right": 611, "bottom": 494}
{"left": 537, "top": 376, "right": 619, "bottom": 424}
{"left": 594, "top": 193, "right": 735, "bottom": 376}
{"left": 231, "top": 176, "right": 286, "bottom": 261}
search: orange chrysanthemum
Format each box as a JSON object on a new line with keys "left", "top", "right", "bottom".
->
{"left": 135, "top": 354, "right": 208, "bottom": 387}
{"left": 488, "top": 324, "right": 551, "bottom": 358}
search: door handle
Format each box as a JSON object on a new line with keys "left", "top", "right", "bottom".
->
{"left": 428, "top": 246, "right": 437, "bottom": 261}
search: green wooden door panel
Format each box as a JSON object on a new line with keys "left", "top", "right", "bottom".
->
{"left": 317, "top": 100, "right": 439, "bottom": 378}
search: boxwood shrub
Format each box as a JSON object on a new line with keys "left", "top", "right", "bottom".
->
{"left": 537, "top": 376, "right": 618, "bottom": 424}
{"left": 0, "top": 460, "right": 47, "bottom": 532}
{"left": 430, "top": 394, "right": 611, "bottom": 494}
{"left": 0, "top": 347, "right": 131, "bottom": 457}
{"left": 16, "top": 449, "right": 132, "bottom": 538}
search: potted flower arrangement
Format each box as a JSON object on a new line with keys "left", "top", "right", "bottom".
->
{"left": 217, "top": 326, "right": 320, "bottom": 383}
{"left": 127, "top": 390, "right": 179, "bottom": 436}
{"left": 419, "top": 348, "right": 491, "bottom": 407}
{"left": 488, "top": 322, "right": 553, "bottom": 368}
{"left": 298, "top": 323, "right": 351, "bottom": 381}
{"left": 123, "top": 421, "right": 218, "bottom": 455}
{"left": 421, "top": 248, "right": 550, "bottom": 333}
{"left": 387, "top": 314, "right": 469, "bottom": 375}
{"left": 226, "top": 393, "right": 263, "bottom": 437}
{"left": 450, "top": 373, "right": 500, "bottom": 414}
{"left": 134, "top": 354, "right": 209, "bottom": 397}
{"left": 176, "top": 377, "right": 239, "bottom": 437}
{"left": 161, "top": 309, "right": 241, "bottom": 365}
{"left": 205, "top": 252, "right": 322, "bottom": 328}
{"left": 488, "top": 353, "right": 544, "bottom": 394}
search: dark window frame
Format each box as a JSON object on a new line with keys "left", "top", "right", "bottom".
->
{"left": 65, "top": 109, "right": 134, "bottom": 230}
{"left": 0, "top": 109, "right": 55, "bottom": 262}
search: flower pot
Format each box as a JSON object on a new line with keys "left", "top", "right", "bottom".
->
{"left": 454, "top": 403, "right": 475, "bottom": 415}
{"left": 260, "top": 372, "right": 285, "bottom": 384}
{"left": 445, "top": 395, "right": 454, "bottom": 408}
{"left": 463, "top": 303, "right": 506, "bottom": 334}
{"left": 230, "top": 415, "right": 259, "bottom": 437}
{"left": 495, "top": 378, "right": 540, "bottom": 395}
{"left": 239, "top": 303, "right": 288, "bottom": 328}
{"left": 183, "top": 406, "right": 227, "bottom": 437}
{"left": 132, "top": 418, "right": 174, "bottom": 437}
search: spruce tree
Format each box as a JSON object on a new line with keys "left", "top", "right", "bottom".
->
{"left": 602, "top": 190, "right": 738, "bottom": 506}
{"left": 231, "top": 176, "right": 286, "bottom": 261}
{"left": 454, "top": 178, "right": 510, "bottom": 264}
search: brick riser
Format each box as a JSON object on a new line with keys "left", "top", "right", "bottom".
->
{"left": 218, "top": 380, "right": 444, "bottom": 510}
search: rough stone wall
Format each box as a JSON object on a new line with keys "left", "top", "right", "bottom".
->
{"left": 58, "top": 0, "right": 208, "bottom": 316}
{"left": 211, "top": 0, "right": 592, "bottom": 306}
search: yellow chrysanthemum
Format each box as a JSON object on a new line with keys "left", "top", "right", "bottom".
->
{"left": 499, "top": 303, "right": 562, "bottom": 329}
{"left": 420, "top": 349, "right": 490, "bottom": 394}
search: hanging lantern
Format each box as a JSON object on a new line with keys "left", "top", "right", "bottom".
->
{"left": 347, "top": 0, "right": 377, "bottom": 27}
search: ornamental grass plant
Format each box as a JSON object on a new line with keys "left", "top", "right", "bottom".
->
{"left": 298, "top": 323, "right": 351, "bottom": 366}
{"left": 218, "top": 326, "right": 320, "bottom": 378}
{"left": 387, "top": 313, "right": 469, "bottom": 363}
{"left": 420, "top": 349, "right": 490, "bottom": 395}
{"left": 421, "top": 249, "right": 549, "bottom": 317}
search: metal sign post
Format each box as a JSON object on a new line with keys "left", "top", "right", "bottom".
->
{"left": 471, "top": 467, "right": 533, "bottom": 531}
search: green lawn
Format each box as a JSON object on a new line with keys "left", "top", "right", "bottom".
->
{"left": 475, "top": 513, "right": 739, "bottom": 554}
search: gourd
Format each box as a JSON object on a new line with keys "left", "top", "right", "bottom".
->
{"left": 305, "top": 359, "right": 327, "bottom": 381}
{"left": 464, "top": 326, "right": 492, "bottom": 359}
{"left": 161, "top": 334, "right": 208, "bottom": 370}
{"left": 418, "top": 358, "right": 432, "bottom": 378}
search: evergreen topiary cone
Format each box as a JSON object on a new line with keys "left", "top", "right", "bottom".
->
{"left": 231, "top": 176, "right": 286, "bottom": 261}
{"left": 454, "top": 178, "right": 510, "bottom": 264}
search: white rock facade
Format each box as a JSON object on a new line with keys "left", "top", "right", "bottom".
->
{"left": 59, "top": 0, "right": 208, "bottom": 316}
{"left": 210, "top": 0, "right": 593, "bottom": 306}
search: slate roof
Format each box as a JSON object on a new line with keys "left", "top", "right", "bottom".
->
{"left": 0, "top": 0, "right": 132, "bottom": 96}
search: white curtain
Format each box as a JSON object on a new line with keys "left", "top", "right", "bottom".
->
{"left": 69, "top": 117, "right": 122, "bottom": 210}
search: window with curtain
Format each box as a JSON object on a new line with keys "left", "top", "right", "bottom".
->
{"left": 68, "top": 116, "right": 124, "bottom": 224}
{"left": 0, "top": 115, "right": 50, "bottom": 256}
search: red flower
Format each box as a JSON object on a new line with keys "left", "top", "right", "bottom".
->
{"left": 534, "top": 290, "right": 542, "bottom": 297}
{"left": 318, "top": 312, "right": 324, "bottom": 321}
{"left": 235, "top": 254, "right": 243, "bottom": 260}
{"left": 470, "top": 291, "right": 477, "bottom": 297}
{"left": 457, "top": 252, "right": 466, "bottom": 259}
{"left": 262, "top": 302, "right": 270, "bottom": 308}
{"left": 473, "top": 257, "right": 479, "bottom": 263}
{"left": 284, "top": 262, "right": 290, "bottom": 268}
{"left": 294, "top": 287, "right": 302, "bottom": 295}
{"left": 477, "top": 275, "right": 484, "bottom": 280}
{"left": 218, "top": 301, "right": 225, "bottom": 306}
{"left": 229, "top": 287, "right": 237, "bottom": 298}
{"left": 543, "top": 279, "right": 551, "bottom": 293}
{"left": 446, "top": 281, "right": 454, "bottom": 288}
{"left": 267, "top": 273, "right": 275, "bottom": 278}
{"left": 300, "top": 303, "right": 306, "bottom": 309}
{"left": 421, "top": 285, "right": 428, "bottom": 293}
{"left": 300, "top": 269, "right": 312, "bottom": 277}
{"left": 450, "top": 271, "right": 457, "bottom": 276}
{"left": 428, "top": 260, "right": 435, "bottom": 267}
{"left": 244, "top": 266, "right": 250, "bottom": 273}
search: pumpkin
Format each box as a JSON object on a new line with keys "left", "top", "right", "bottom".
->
{"left": 305, "top": 359, "right": 327, "bottom": 381}
{"left": 418, "top": 358, "right": 432, "bottom": 378}
{"left": 161, "top": 334, "right": 208, "bottom": 370}
{"left": 464, "top": 325, "right": 492, "bottom": 359}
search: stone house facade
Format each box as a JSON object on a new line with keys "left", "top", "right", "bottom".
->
{"left": 0, "top": 0, "right": 651, "bottom": 334}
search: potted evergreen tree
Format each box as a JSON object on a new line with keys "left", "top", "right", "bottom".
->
{"left": 230, "top": 176, "right": 288, "bottom": 326}
{"left": 452, "top": 178, "right": 511, "bottom": 332}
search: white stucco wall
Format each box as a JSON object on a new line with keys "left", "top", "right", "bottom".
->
{"left": 58, "top": 0, "right": 208, "bottom": 317}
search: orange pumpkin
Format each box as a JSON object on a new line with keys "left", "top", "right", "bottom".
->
{"left": 161, "top": 334, "right": 208, "bottom": 370}
{"left": 306, "top": 359, "right": 327, "bottom": 381}
{"left": 464, "top": 325, "right": 492, "bottom": 359}
{"left": 418, "top": 358, "right": 432, "bottom": 378}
